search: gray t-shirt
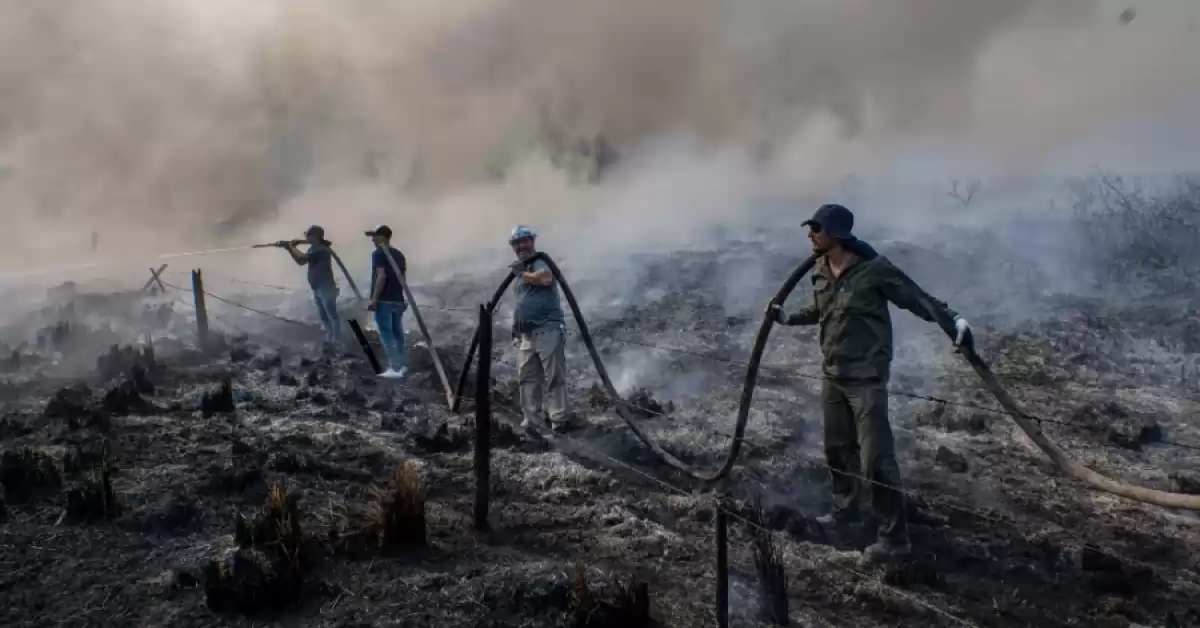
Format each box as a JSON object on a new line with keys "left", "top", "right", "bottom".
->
{"left": 513, "top": 258, "right": 564, "bottom": 333}
{"left": 306, "top": 245, "right": 338, "bottom": 292}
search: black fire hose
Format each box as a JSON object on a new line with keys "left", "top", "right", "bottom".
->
{"left": 454, "top": 252, "right": 1200, "bottom": 507}
{"left": 961, "top": 349, "right": 1200, "bottom": 509}
{"left": 451, "top": 274, "right": 518, "bottom": 414}
{"left": 451, "top": 251, "right": 820, "bottom": 482}
{"left": 329, "top": 250, "right": 364, "bottom": 303}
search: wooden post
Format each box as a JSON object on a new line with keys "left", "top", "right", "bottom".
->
{"left": 191, "top": 269, "right": 209, "bottom": 345}
{"left": 716, "top": 499, "right": 730, "bottom": 628}
{"left": 474, "top": 304, "right": 493, "bottom": 532}
{"left": 376, "top": 244, "right": 454, "bottom": 407}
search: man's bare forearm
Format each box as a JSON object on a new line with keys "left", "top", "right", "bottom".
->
{"left": 522, "top": 269, "right": 553, "bottom": 286}
{"left": 284, "top": 244, "right": 308, "bottom": 265}
{"left": 371, "top": 273, "right": 387, "bottom": 302}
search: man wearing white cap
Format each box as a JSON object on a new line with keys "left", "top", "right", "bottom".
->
{"left": 508, "top": 225, "right": 571, "bottom": 429}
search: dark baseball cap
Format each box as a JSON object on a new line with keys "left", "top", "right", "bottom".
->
{"left": 802, "top": 204, "right": 855, "bottom": 240}
{"left": 304, "top": 225, "right": 332, "bottom": 245}
{"left": 364, "top": 224, "right": 392, "bottom": 238}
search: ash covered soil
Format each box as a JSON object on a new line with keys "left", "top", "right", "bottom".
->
{"left": 4, "top": 212, "right": 1200, "bottom": 627}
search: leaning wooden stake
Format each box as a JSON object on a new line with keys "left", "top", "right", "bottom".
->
{"left": 191, "top": 269, "right": 209, "bottom": 345}
{"left": 716, "top": 499, "right": 729, "bottom": 628}
{"left": 142, "top": 264, "right": 168, "bottom": 294}
{"left": 474, "top": 304, "right": 493, "bottom": 532}
{"left": 376, "top": 244, "right": 453, "bottom": 407}
{"left": 347, "top": 319, "right": 382, "bottom": 375}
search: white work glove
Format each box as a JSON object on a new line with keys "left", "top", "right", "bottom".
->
{"left": 764, "top": 302, "right": 786, "bottom": 324}
{"left": 953, "top": 316, "right": 973, "bottom": 351}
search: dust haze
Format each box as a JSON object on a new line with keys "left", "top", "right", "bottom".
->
{"left": 1, "top": 0, "right": 1198, "bottom": 291}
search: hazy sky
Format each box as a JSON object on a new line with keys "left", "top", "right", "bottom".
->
{"left": 1, "top": 0, "right": 1198, "bottom": 276}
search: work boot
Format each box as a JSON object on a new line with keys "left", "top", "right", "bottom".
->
{"left": 863, "top": 537, "right": 912, "bottom": 563}
{"left": 520, "top": 412, "right": 548, "bottom": 431}
{"left": 549, "top": 411, "right": 580, "bottom": 433}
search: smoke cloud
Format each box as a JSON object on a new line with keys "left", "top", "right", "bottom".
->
{"left": 2, "top": 0, "right": 1199, "bottom": 283}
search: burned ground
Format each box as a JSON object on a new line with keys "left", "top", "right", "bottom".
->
{"left": 3, "top": 181, "right": 1200, "bottom": 627}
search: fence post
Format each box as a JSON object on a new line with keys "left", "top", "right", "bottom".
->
{"left": 191, "top": 269, "right": 209, "bottom": 345}
{"left": 716, "top": 497, "right": 729, "bottom": 628}
{"left": 474, "top": 304, "right": 492, "bottom": 532}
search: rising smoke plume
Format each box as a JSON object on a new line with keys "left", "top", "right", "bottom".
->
{"left": 1, "top": 0, "right": 1199, "bottom": 281}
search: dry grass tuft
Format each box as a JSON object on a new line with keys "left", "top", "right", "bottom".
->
{"left": 568, "top": 562, "right": 657, "bottom": 628}
{"left": 64, "top": 459, "right": 118, "bottom": 523}
{"left": 1, "top": 448, "right": 63, "bottom": 504}
{"left": 201, "top": 378, "right": 235, "bottom": 418}
{"left": 329, "top": 460, "right": 428, "bottom": 557}
{"left": 368, "top": 460, "right": 427, "bottom": 550}
{"left": 750, "top": 497, "right": 789, "bottom": 625}
{"left": 206, "top": 483, "right": 308, "bottom": 615}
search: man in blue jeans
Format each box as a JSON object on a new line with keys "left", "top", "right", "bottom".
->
{"left": 283, "top": 225, "right": 341, "bottom": 348}
{"left": 365, "top": 224, "right": 408, "bottom": 379}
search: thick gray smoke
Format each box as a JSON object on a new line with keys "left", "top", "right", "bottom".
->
{"left": 2, "top": 0, "right": 1199, "bottom": 288}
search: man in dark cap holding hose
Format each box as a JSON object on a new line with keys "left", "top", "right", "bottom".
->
{"left": 365, "top": 224, "right": 409, "bottom": 379}
{"left": 282, "top": 225, "right": 341, "bottom": 348}
{"left": 766, "top": 203, "right": 973, "bottom": 562}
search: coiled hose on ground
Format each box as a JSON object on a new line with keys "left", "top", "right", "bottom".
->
{"left": 450, "top": 252, "right": 1200, "bottom": 508}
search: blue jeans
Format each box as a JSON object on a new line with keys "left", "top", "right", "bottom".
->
{"left": 374, "top": 301, "right": 408, "bottom": 371}
{"left": 312, "top": 288, "right": 341, "bottom": 342}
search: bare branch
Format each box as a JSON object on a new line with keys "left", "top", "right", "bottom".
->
{"left": 948, "top": 178, "right": 981, "bottom": 208}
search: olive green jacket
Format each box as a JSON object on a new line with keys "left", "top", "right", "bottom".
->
{"left": 783, "top": 252, "right": 959, "bottom": 381}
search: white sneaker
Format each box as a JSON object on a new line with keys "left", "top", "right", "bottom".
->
{"left": 379, "top": 368, "right": 405, "bottom": 380}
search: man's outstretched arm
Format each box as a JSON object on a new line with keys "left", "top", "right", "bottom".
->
{"left": 511, "top": 259, "right": 553, "bottom": 286}
{"left": 876, "top": 261, "right": 971, "bottom": 347}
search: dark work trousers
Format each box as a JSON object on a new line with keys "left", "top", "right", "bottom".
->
{"left": 821, "top": 377, "right": 908, "bottom": 543}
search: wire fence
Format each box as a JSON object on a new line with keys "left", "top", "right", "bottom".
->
{"left": 154, "top": 274, "right": 1200, "bottom": 457}
{"left": 395, "top": 299, "right": 1200, "bottom": 453}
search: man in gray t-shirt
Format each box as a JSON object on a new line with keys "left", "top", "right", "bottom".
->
{"left": 284, "top": 225, "right": 341, "bottom": 346}
{"left": 507, "top": 224, "right": 571, "bottom": 429}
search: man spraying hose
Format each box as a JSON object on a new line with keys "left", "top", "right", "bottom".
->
{"left": 279, "top": 225, "right": 341, "bottom": 349}
{"left": 766, "top": 204, "right": 973, "bottom": 562}
{"left": 508, "top": 225, "right": 574, "bottom": 431}
{"left": 365, "top": 225, "right": 409, "bottom": 380}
